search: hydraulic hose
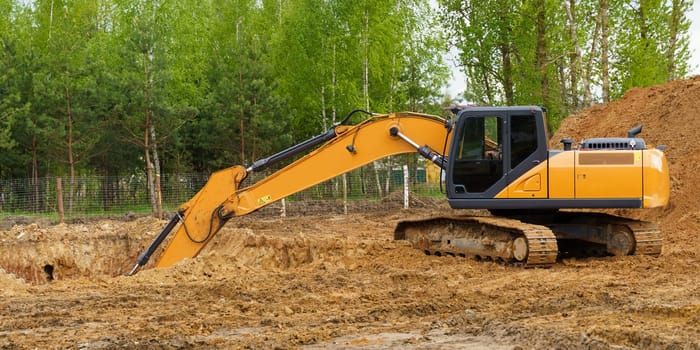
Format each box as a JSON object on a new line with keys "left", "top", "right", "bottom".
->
{"left": 126, "top": 213, "right": 181, "bottom": 276}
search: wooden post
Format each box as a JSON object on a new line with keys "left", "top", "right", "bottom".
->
{"left": 56, "top": 177, "right": 65, "bottom": 224}
{"left": 342, "top": 173, "right": 348, "bottom": 215}
{"left": 156, "top": 173, "right": 163, "bottom": 219}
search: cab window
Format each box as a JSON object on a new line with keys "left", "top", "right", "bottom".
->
{"left": 510, "top": 115, "right": 537, "bottom": 169}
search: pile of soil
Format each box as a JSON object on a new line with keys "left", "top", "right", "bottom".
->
{"left": 1, "top": 77, "right": 699, "bottom": 349}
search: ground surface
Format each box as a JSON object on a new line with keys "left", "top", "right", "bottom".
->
{"left": 2, "top": 77, "right": 700, "bottom": 349}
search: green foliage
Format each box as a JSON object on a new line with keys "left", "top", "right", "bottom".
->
{"left": 0, "top": 0, "right": 448, "bottom": 181}
{"left": 0, "top": 0, "right": 15, "bottom": 153}
{"left": 271, "top": 0, "right": 448, "bottom": 137}
{"left": 440, "top": 0, "right": 693, "bottom": 131}
{"left": 610, "top": 0, "right": 692, "bottom": 97}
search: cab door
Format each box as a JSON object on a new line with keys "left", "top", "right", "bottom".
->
{"left": 504, "top": 113, "right": 549, "bottom": 199}
{"left": 448, "top": 111, "right": 507, "bottom": 198}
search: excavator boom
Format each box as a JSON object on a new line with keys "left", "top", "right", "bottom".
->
{"left": 128, "top": 112, "right": 452, "bottom": 274}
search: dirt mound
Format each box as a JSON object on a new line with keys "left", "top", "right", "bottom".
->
{"left": 553, "top": 76, "right": 700, "bottom": 257}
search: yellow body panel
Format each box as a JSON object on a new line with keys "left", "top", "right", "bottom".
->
{"left": 575, "top": 150, "right": 642, "bottom": 199}
{"left": 496, "top": 149, "right": 669, "bottom": 208}
{"left": 547, "top": 151, "right": 576, "bottom": 198}
{"left": 642, "top": 148, "right": 670, "bottom": 208}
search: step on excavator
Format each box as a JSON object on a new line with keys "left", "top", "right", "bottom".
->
{"left": 128, "top": 106, "right": 669, "bottom": 275}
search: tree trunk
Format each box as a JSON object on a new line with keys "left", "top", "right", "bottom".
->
{"left": 480, "top": 65, "right": 494, "bottom": 105}
{"left": 565, "top": 0, "right": 583, "bottom": 111}
{"left": 600, "top": 0, "right": 610, "bottom": 102}
{"left": 558, "top": 61, "right": 568, "bottom": 111}
{"left": 535, "top": 0, "right": 549, "bottom": 105}
{"left": 372, "top": 162, "right": 381, "bottom": 197}
{"left": 666, "top": 0, "right": 684, "bottom": 80}
{"left": 321, "top": 86, "right": 327, "bottom": 130}
{"left": 150, "top": 124, "right": 163, "bottom": 219}
{"left": 48, "top": 0, "right": 54, "bottom": 40}
{"left": 331, "top": 43, "right": 337, "bottom": 123}
{"left": 363, "top": 7, "right": 370, "bottom": 112}
{"left": 64, "top": 73, "right": 75, "bottom": 216}
{"left": 582, "top": 13, "right": 600, "bottom": 106}
{"left": 238, "top": 59, "right": 246, "bottom": 164}
{"left": 500, "top": 43, "right": 514, "bottom": 105}
{"left": 143, "top": 51, "right": 158, "bottom": 217}
{"left": 638, "top": 1, "right": 648, "bottom": 41}
{"left": 362, "top": 6, "right": 382, "bottom": 197}
{"left": 236, "top": 19, "right": 246, "bottom": 164}
{"left": 390, "top": 51, "right": 396, "bottom": 111}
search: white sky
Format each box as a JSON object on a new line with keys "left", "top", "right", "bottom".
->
{"left": 445, "top": 2, "right": 700, "bottom": 97}
{"left": 688, "top": 0, "right": 700, "bottom": 76}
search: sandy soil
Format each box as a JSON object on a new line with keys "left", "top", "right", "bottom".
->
{"left": 2, "top": 77, "right": 700, "bottom": 349}
{"left": 1, "top": 210, "right": 698, "bottom": 349}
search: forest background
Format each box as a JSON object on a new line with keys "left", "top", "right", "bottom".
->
{"left": 0, "top": 0, "right": 696, "bottom": 217}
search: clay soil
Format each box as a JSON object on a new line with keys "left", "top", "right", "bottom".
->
{"left": 2, "top": 77, "right": 700, "bottom": 349}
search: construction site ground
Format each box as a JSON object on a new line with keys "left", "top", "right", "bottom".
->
{"left": 2, "top": 77, "right": 700, "bottom": 349}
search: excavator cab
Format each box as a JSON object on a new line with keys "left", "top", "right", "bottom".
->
{"left": 447, "top": 106, "right": 548, "bottom": 201}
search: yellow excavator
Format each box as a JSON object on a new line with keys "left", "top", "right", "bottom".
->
{"left": 128, "top": 106, "right": 669, "bottom": 275}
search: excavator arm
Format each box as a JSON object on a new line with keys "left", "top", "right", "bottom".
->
{"left": 127, "top": 112, "right": 452, "bottom": 275}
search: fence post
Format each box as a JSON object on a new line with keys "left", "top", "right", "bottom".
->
{"left": 56, "top": 178, "right": 65, "bottom": 224}
{"left": 342, "top": 173, "right": 348, "bottom": 215}
{"left": 403, "top": 165, "right": 409, "bottom": 209}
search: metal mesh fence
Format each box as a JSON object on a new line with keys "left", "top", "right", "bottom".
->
{"left": 0, "top": 164, "right": 447, "bottom": 220}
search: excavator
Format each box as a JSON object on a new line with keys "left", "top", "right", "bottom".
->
{"left": 128, "top": 106, "right": 669, "bottom": 275}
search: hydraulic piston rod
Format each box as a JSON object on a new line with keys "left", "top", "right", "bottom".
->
{"left": 389, "top": 126, "right": 448, "bottom": 169}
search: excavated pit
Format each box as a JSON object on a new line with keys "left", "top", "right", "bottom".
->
{"left": 0, "top": 193, "right": 447, "bottom": 288}
{"left": 0, "top": 217, "right": 164, "bottom": 285}
{"left": 0, "top": 213, "right": 404, "bottom": 286}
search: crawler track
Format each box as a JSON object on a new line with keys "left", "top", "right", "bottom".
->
{"left": 395, "top": 212, "right": 663, "bottom": 266}
{"left": 395, "top": 216, "right": 558, "bottom": 267}
{"left": 596, "top": 214, "right": 663, "bottom": 257}
{"left": 516, "top": 212, "right": 663, "bottom": 258}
